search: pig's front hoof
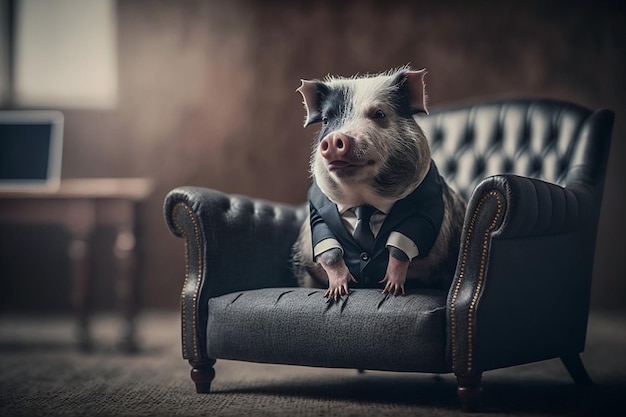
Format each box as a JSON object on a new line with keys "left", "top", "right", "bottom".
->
{"left": 379, "top": 277, "right": 406, "bottom": 297}
{"left": 382, "top": 286, "right": 405, "bottom": 297}
{"left": 324, "top": 285, "right": 351, "bottom": 301}
{"left": 324, "top": 290, "right": 353, "bottom": 305}
{"left": 380, "top": 254, "right": 409, "bottom": 296}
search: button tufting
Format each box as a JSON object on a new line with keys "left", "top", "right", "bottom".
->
{"left": 446, "top": 159, "right": 458, "bottom": 174}
{"left": 504, "top": 158, "right": 513, "bottom": 173}
{"left": 474, "top": 158, "right": 485, "bottom": 176}
{"left": 464, "top": 129, "right": 474, "bottom": 145}
{"left": 432, "top": 129, "right": 443, "bottom": 144}
{"left": 417, "top": 99, "right": 603, "bottom": 199}
{"left": 558, "top": 158, "right": 568, "bottom": 177}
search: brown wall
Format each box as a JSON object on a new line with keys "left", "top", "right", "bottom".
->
{"left": 2, "top": 0, "right": 625, "bottom": 311}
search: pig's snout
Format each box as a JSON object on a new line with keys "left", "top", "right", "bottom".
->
{"left": 320, "top": 132, "right": 351, "bottom": 161}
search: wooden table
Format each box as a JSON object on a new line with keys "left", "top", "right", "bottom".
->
{"left": 0, "top": 178, "right": 154, "bottom": 351}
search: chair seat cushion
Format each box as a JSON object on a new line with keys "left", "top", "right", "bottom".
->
{"left": 206, "top": 287, "right": 450, "bottom": 373}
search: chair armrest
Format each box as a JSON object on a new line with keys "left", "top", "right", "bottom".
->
{"left": 480, "top": 174, "right": 594, "bottom": 239}
{"left": 448, "top": 175, "right": 597, "bottom": 375}
{"left": 164, "top": 186, "right": 306, "bottom": 360}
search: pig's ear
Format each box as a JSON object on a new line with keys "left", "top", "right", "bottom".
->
{"left": 296, "top": 80, "right": 324, "bottom": 127}
{"left": 404, "top": 69, "right": 428, "bottom": 115}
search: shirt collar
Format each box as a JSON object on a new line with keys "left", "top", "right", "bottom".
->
{"left": 336, "top": 201, "right": 395, "bottom": 216}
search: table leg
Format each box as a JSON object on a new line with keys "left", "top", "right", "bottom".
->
{"left": 114, "top": 229, "right": 139, "bottom": 352}
{"left": 69, "top": 237, "right": 93, "bottom": 351}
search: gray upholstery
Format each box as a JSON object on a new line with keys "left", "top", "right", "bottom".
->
{"left": 164, "top": 98, "right": 614, "bottom": 411}
{"left": 207, "top": 288, "right": 448, "bottom": 373}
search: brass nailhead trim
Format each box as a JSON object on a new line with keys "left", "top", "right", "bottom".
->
{"left": 172, "top": 202, "right": 203, "bottom": 360}
{"left": 450, "top": 190, "right": 503, "bottom": 373}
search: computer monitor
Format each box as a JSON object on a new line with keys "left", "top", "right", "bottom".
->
{"left": 0, "top": 110, "right": 64, "bottom": 191}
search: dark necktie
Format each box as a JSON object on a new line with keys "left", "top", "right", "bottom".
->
{"left": 353, "top": 205, "right": 376, "bottom": 252}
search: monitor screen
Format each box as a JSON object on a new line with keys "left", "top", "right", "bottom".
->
{"left": 0, "top": 111, "right": 64, "bottom": 191}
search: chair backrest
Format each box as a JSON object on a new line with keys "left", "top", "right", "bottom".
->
{"left": 417, "top": 99, "right": 614, "bottom": 202}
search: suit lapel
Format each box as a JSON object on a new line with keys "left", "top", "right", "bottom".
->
{"left": 373, "top": 162, "right": 437, "bottom": 251}
{"left": 309, "top": 183, "right": 354, "bottom": 244}
{"left": 372, "top": 197, "right": 414, "bottom": 252}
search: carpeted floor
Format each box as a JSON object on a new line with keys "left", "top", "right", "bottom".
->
{"left": 0, "top": 311, "right": 625, "bottom": 417}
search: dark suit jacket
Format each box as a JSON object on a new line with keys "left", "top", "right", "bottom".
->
{"left": 309, "top": 161, "right": 445, "bottom": 286}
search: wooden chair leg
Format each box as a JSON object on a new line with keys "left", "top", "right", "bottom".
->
{"left": 456, "top": 372, "right": 482, "bottom": 413}
{"left": 190, "top": 359, "right": 216, "bottom": 393}
{"left": 561, "top": 353, "right": 593, "bottom": 385}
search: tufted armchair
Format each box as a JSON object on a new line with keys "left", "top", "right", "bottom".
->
{"left": 164, "top": 98, "right": 614, "bottom": 412}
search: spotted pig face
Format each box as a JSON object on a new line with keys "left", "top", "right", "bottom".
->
{"left": 297, "top": 67, "right": 432, "bottom": 207}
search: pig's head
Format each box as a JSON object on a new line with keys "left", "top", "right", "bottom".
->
{"left": 297, "top": 67, "right": 432, "bottom": 208}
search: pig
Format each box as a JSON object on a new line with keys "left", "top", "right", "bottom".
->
{"left": 292, "top": 66, "right": 467, "bottom": 301}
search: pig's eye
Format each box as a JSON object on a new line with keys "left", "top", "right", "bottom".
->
{"left": 321, "top": 116, "right": 329, "bottom": 125}
{"left": 373, "top": 110, "right": 385, "bottom": 119}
